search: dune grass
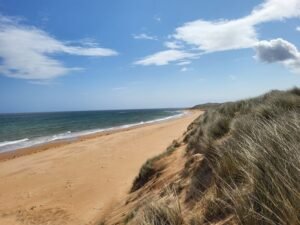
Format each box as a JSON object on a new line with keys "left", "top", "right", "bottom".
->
{"left": 125, "top": 87, "right": 300, "bottom": 225}
{"left": 131, "top": 140, "right": 180, "bottom": 192}
{"left": 131, "top": 192, "right": 183, "bottom": 225}
{"left": 184, "top": 88, "right": 300, "bottom": 225}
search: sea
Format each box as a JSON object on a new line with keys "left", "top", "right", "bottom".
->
{"left": 0, "top": 109, "right": 185, "bottom": 153}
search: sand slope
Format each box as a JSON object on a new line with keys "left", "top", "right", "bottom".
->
{"left": 0, "top": 111, "right": 200, "bottom": 225}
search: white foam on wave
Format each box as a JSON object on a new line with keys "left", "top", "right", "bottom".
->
{"left": 0, "top": 138, "right": 29, "bottom": 147}
{"left": 51, "top": 131, "right": 73, "bottom": 141}
{"left": 0, "top": 111, "right": 186, "bottom": 153}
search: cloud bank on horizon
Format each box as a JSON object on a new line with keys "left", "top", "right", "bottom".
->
{"left": 0, "top": 15, "right": 118, "bottom": 80}
{"left": 135, "top": 0, "right": 300, "bottom": 74}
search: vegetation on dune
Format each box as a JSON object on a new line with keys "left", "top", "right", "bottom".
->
{"left": 191, "top": 103, "right": 221, "bottom": 110}
{"left": 184, "top": 87, "right": 300, "bottom": 225}
{"left": 105, "top": 88, "right": 300, "bottom": 225}
{"left": 131, "top": 193, "right": 183, "bottom": 225}
{"left": 131, "top": 140, "right": 180, "bottom": 192}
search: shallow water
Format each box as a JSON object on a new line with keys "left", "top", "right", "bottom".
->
{"left": 0, "top": 109, "right": 184, "bottom": 152}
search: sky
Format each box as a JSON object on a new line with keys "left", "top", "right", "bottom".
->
{"left": 0, "top": 0, "right": 300, "bottom": 113}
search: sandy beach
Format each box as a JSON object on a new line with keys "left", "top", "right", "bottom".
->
{"left": 0, "top": 110, "right": 201, "bottom": 225}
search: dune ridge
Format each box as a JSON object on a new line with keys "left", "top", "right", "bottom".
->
{"left": 103, "top": 88, "right": 300, "bottom": 225}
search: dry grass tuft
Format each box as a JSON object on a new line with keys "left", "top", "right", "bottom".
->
{"left": 131, "top": 192, "right": 184, "bottom": 225}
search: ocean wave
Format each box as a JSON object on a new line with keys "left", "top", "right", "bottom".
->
{"left": 51, "top": 131, "right": 73, "bottom": 141}
{"left": 0, "top": 138, "right": 29, "bottom": 147}
{"left": 0, "top": 111, "right": 186, "bottom": 153}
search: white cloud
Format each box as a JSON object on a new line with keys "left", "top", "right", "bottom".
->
{"left": 174, "top": 0, "right": 300, "bottom": 52}
{"left": 0, "top": 15, "right": 118, "bottom": 80}
{"left": 296, "top": 26, "right": 300, "bottom": 32}
{"left": 248, "top": 0, "right": 300, "bottom": 23}
{"left": 174, "top": 19, "right": 257, "bottom": 52}
{"left": 177, "top": 61, "right": 191, "bottom": 66}
{"left": 255, "top": 38, "right": 300, "bottom": 74}
{"left": 164, "top": 41, "right": 182, "bottom": 49}
{"left": 134, "top": 50, "right": 197, "bottom": 66}
{"left": 136, "top": 0, "right": 300, "bottom": 67}
{"left": 133, "top": 33, "right": 157, "bottom": 41}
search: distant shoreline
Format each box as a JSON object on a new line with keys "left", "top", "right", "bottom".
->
{"left": 0, "top": 109, "right": 201, "bottom": 225}
{"left": 0, "top": 110, "right": 190, "bottom": 161}
{"left": 0, "top": 109, "right": 186, "bottom": 155}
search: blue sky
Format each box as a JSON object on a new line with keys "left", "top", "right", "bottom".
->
{"left": 0, "top": 0, "right": 300, "bottom": 113}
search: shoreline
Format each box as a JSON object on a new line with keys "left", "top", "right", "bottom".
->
{"left": 0, "top": 110, "right": 189, "bottom": 162}
{"left": 0, "top": 109, "right": 201, "bottom": 225}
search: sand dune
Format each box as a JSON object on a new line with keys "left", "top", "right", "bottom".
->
{"left": 0, "top": 111, "right": 201, "bottom": 225}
